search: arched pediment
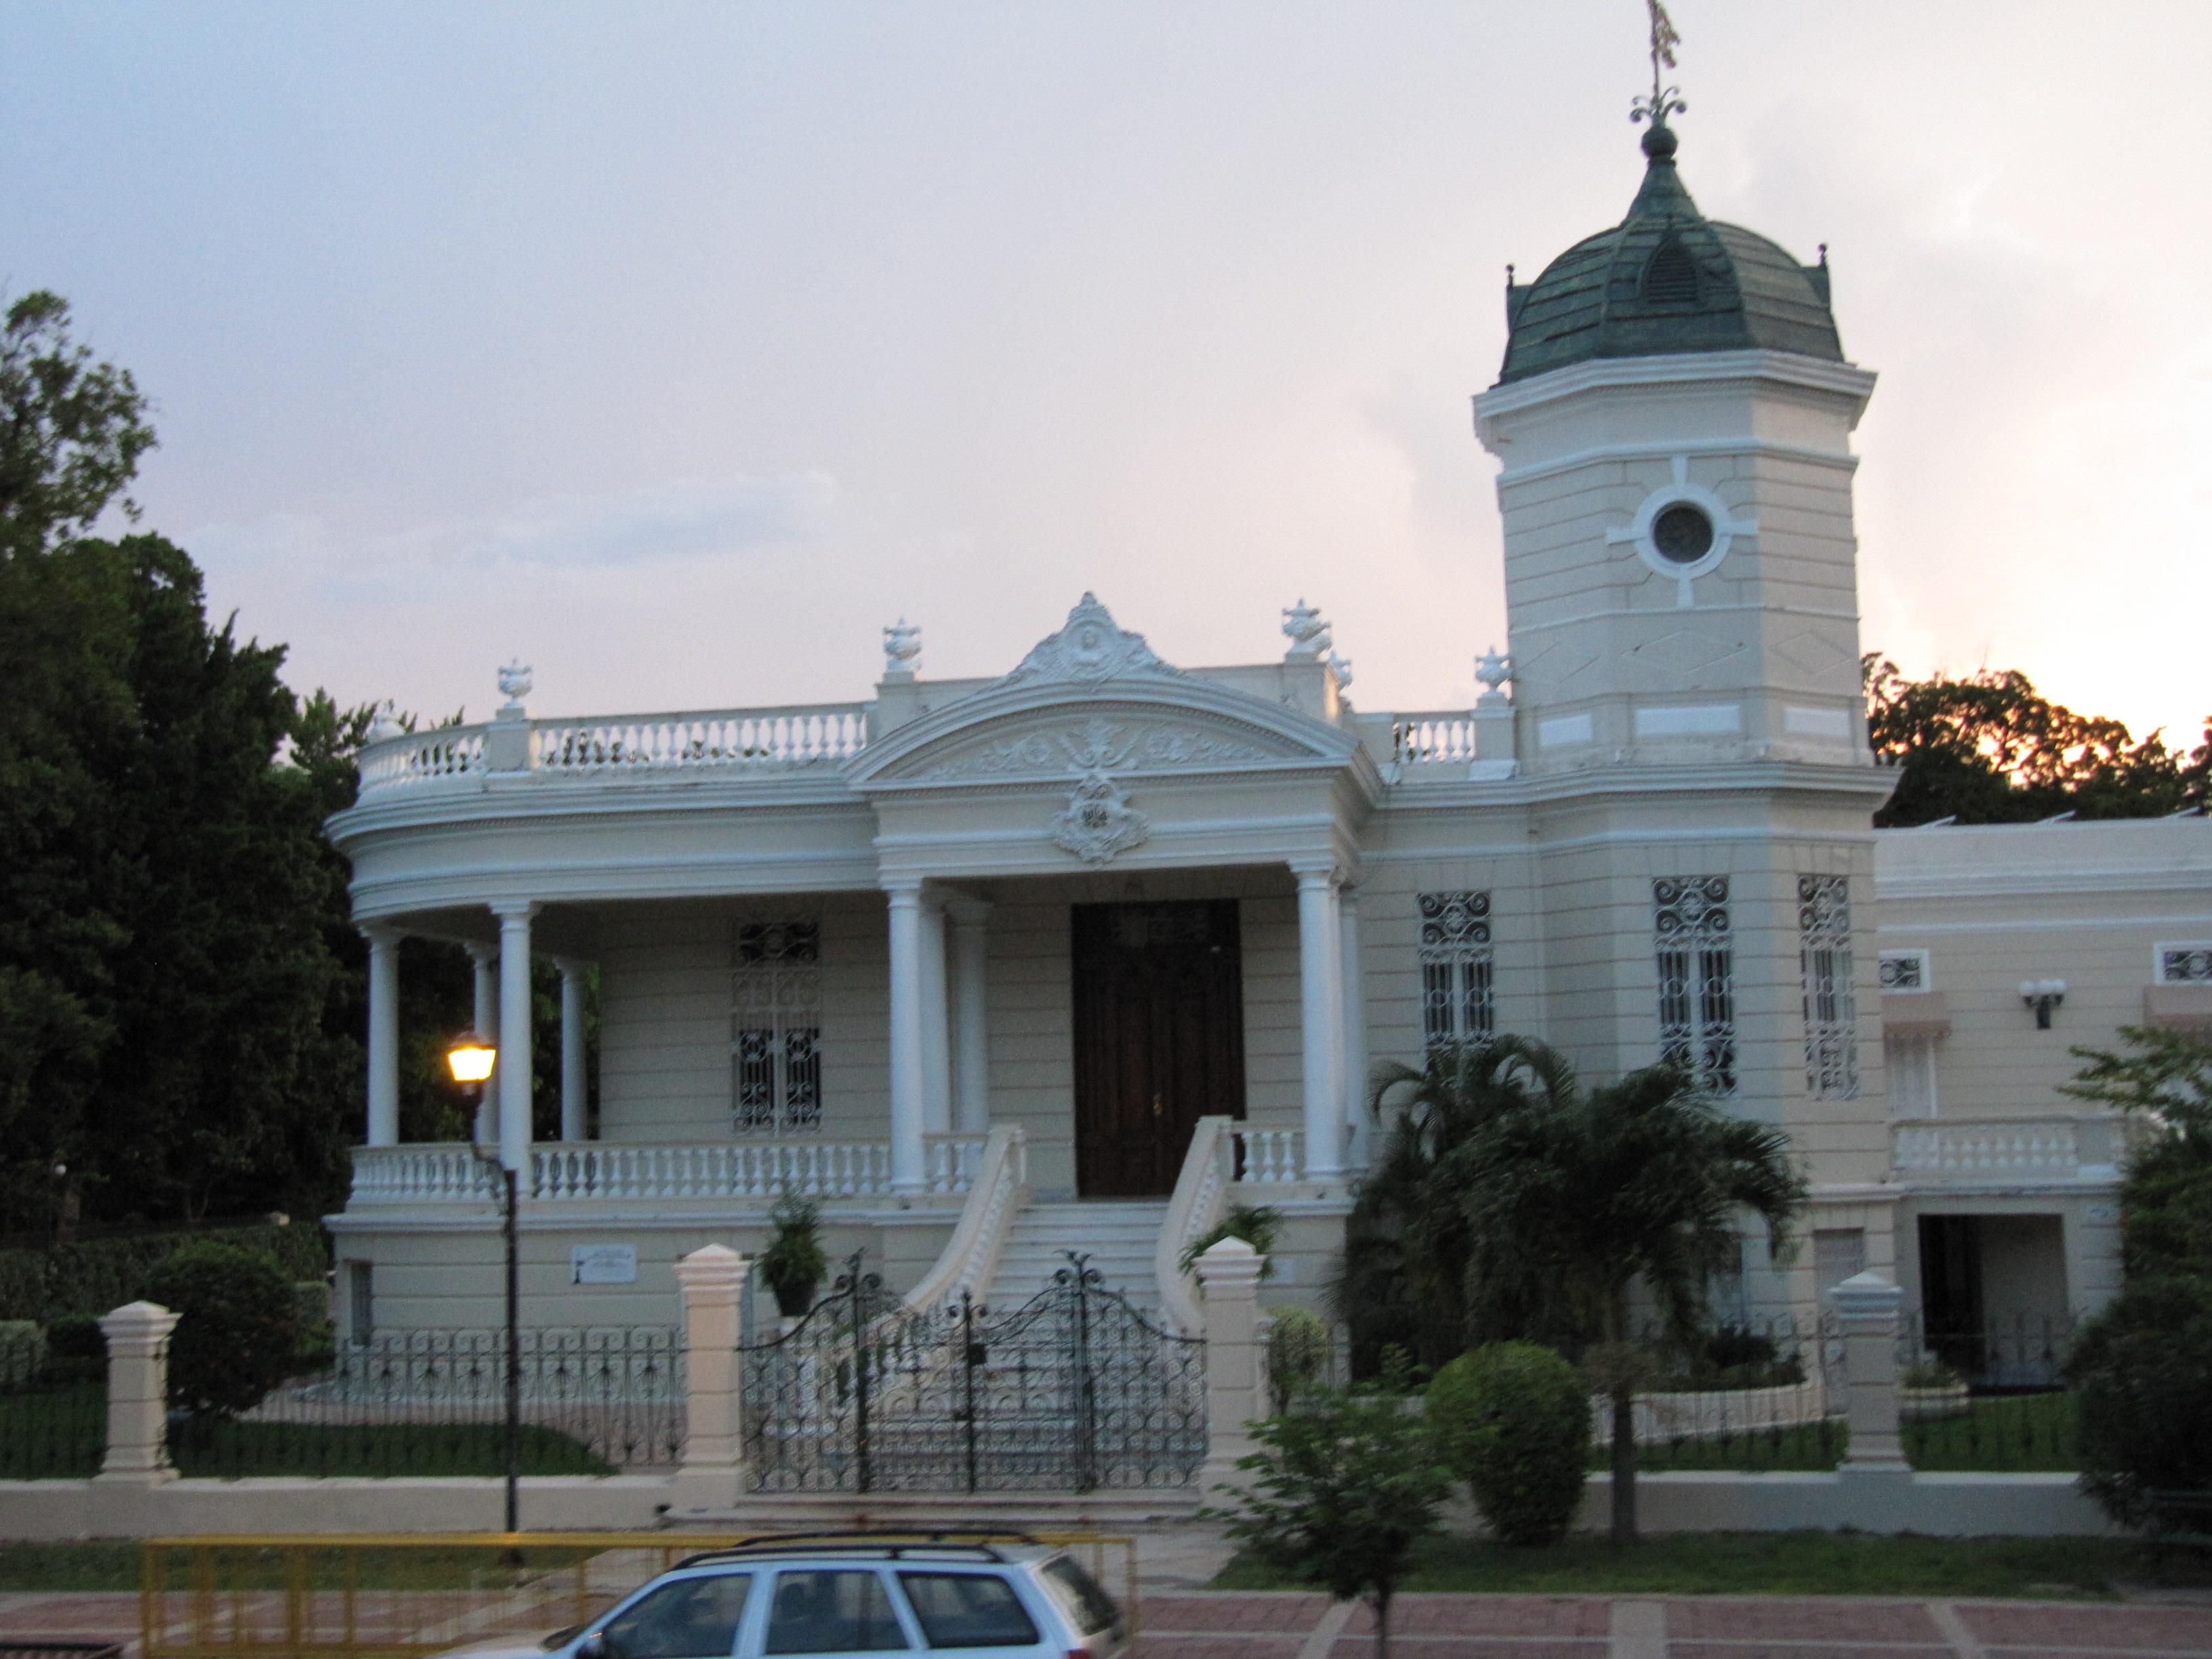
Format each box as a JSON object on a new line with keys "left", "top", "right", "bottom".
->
{"left": 847, "top": 594, "right": 1358, "bottom": 790}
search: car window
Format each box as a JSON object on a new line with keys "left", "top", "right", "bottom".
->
{"left": 1036, "top": 1558, "right": 1119, "bottom": 1638}
{"left": 764, "top": 1570, "right": 912, "bottom": 1654}
{"left": 599, "top": 1574, "right": 753, "bottom": 1659}
{"left": 895, "top": 1574, "right": 1040, "bottom": 1650}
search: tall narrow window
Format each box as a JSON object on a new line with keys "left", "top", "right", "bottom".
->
{"left": 732, "top": 920, "right": 823, "bottom": 1133}
{"left": 1418, "top": 890, "right": 1494, "bottom": 1054}
{"left": 1799, "top": 875, "right": 1860, "bottom": 1100}
{"left": 1654, "top": 876, "right": 1735, "bottom": 1094}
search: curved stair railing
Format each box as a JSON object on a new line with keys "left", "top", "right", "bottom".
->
{"left": 903, "top": 1123, "right": 1028, "bottom": 1314}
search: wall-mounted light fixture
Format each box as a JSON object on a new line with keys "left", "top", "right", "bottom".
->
{"left": 2020, "top": 979, "right": 2068, "bottom": 1029}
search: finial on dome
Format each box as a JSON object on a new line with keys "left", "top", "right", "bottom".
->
{"left": 1630, "top": 0, "right": 1687, "bottom": 147}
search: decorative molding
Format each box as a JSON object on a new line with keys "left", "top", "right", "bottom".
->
{"left": 925, "top": 714, "right": 1275, "bottom": 781}
{"left": 1048, "top": 772, "right": 1151, "bottom": 865}
{"left": 1001, "top": 592, "right": 1181, "bottom": 687}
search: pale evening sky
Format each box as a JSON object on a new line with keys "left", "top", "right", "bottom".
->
{"left": 3, "top": 1, "right": 2207, "bottom": 743}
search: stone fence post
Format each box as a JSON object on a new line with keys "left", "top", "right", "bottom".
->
{"left": 1195, "top": 1237, "right": 1267, "bottom": 1491}
{"left": 1829, "top": 1270, "right": 1906, "bottom": 1469}
{"left": 96, "top": 1300, "right": 180, "bottom": 1486}
{"left": 672, "top": 1245, "right": 750, "bottom": 1515}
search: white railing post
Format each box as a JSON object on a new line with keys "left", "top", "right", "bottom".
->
{"left": 96, "top": 1301, "right": 180, "bottom": 1486}
{"left": 1830, "top": 1271, "right": 1906, "bottom": 1469}
{"left": 1195, "top": 1237, "right": 1269, "bottom": 1492}
{"left": 672, "top": 1245, "right": 751, "bottom": 1515}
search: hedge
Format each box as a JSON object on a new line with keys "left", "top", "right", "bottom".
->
{"left": 0, "top": 1221, "right": 329, "bottom": 1323}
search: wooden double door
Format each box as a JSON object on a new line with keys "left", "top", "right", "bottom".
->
{"left": 1071, "top": 899, "right": 1247, "bottom": 1197}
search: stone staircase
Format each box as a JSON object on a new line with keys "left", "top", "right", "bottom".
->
{"left": 983, "top": 1198, "right": 1169, "bottom": 1314}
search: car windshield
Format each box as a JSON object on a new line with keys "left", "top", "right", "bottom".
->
{"left": 598, "top": 1574, "right": 752, "bottom": 1659}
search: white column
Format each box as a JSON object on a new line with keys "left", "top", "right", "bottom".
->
{"left": 1195, "top": 1237, "right": 1267, "bottom": 1491}
{"left": 1832, "top": 1270, "right": 1908, "bottom": 1468}
{"left": 672, "top": 1244, "right": 751, "bottom": 1513}
{"left": 920, "top": 893, "right": 951, "bottom": 1137}
{"left": 468, "top": 942, "right": 499, "bottom": 1146}
{"left": 493, "top": 902, "right": 537, "bottom": 1172}
{"left": 886, "top": 881, "right": 928, "bottom": 1194}
{"left": 364, "top": 926, "right": 401, "bottom": 1147}
{"left": 96, "top": 1301, "right": 180, "bottom": 1485}
{"left": 1293, "top": 861, "right": 1345, "bottom": 1180}
{"left": 947, "top": 898, "right": 994, "bottom": 1134}
{"left": 557, "top": 958, "right": 589, "bottom": 1143}
{"left": 1338, "top": 886, "right": 1370, "bottom": 1170}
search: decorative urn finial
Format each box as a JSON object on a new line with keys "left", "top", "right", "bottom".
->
{"left": 1281, "top": 598, "right": 1332, "bottom": 661}
{"left": 1328, "top": 652, "right": 1354, "bottom": 693}
{"left": 882, "top": 617, "right": 922, "bottom": 677}
{"left": 366, "top": 700, "right": 405, "bottom": 743}
{"left": 1475, "top": 645, "right": 1514, "bottom": 701}
{"left": 497, "top": 659, "right": 533, "bottom": 708}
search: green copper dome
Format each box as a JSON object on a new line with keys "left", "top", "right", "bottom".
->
{"left": 1497, "top": 122, "right": 1844, "bottom": 384}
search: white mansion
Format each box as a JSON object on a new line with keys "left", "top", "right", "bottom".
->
{"left": 326, "top": 115, "right": 2212, "bottom": 1351}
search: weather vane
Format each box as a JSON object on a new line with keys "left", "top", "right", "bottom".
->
{"left": 1631, "top": 0, "right": 1686, "bottom": 129}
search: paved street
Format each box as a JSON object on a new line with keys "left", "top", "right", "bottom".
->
{"left": 5, "top": 1586, "right": 2211, "bottom": 1659}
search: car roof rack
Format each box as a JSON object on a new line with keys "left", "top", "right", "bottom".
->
{"left": 675, "top": 1528, "right": 1046, "bottom": 1569}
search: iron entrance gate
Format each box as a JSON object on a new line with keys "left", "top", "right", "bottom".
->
{"left": 739, "top": 1252, "right": 1206, "bottom": 1492}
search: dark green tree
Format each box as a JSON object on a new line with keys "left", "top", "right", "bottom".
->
{"left": 1863, "top": 654, "right": 2209, "bottom": 827}
{"left": 0, "top": 291, "right": 157, "bottom": 553}
{"left": 2064, "top": 1025, "right": 2212, "bottom": 1283}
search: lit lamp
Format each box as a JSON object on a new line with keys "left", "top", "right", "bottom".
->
{"left": 2020, "top": 979, "right": 2068, "bottom": 1030}
{"left": 445, "top": 1030, "right": 521, "bottom": 1536}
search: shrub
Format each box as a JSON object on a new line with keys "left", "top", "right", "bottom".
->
{"left": 1677, "top": 1327, "right": 1805, "bottom": 1390}
{"left": 0, "top": 1321, "right": 45, "bottom": 1390}
{"left": 143, "top": 1242, "right": 300, "bottom": 1418}
{"left": 1901, "top": 1356, "right": 1961, "bottom": 1390}
{"left": 0, "top": 1218, "right": 329, "bottom": 1322}
{"left": 1266, "top": 1307, "right": 1333, "bottom": 1412}
{"left": 1427, "top": 1341, "right": 1591, "bottom": 1547}
{"left": 41, "top": 1313, "right": 106, "bottom": 1385}
{"left": 2065, "top": 1274, "right": 2212, "bottom": 1530}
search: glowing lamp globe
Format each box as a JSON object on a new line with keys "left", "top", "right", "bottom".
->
{"left": 446, "top": 1034, "right": 497, "bottom": 1086}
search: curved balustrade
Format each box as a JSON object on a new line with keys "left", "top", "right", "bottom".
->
{"left": 350, "top": 1135, "right": 986, "bottom": 1204}
{"left": 354, "top": 702, "right": 870, "bottom": 797}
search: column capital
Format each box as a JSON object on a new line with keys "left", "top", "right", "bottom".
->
{"left": 943, "top": 894, "right": 994, "bottom": 928}
{"left": 675, "top": 1243, "right": 752, "bottom": 1296}
{"left": 465, "top": 940, "right": 499, "bottom": 965}
{"left": 491, "top": 900, "right": 541, "bottom": 924}
{"left": 1829, "top": 1269, "right": 1904, "bottom": 1326}
{"left": 552, "top": 954, "right": 592, "bottom": 977}
{"left": 1193, "top": 1236, "right": 1267, "bottom": 1292}
{"left": 359, "top": 922, "right": 402, "bottom": 947}
{"left": 882, "top": 876, "right": 926, "bottom": 903}
{"left": 1288, "top": 857, "right": 1341, "bottom": 887}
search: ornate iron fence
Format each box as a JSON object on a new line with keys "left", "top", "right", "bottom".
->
{"left": 169, "top": 1326, "right": 685, "bottom": 1477}
{"left": 1591, "top": 1315, "right": 1845, "bottom": 1473}
{"left": 1897, "top": 1311, "right": 2077, "bottom": 1471}
{"left": 740, "top": 1251, "right": 1206, "bottom": 1492}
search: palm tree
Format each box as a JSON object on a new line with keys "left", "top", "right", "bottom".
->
{"left": 1446, "top": 1054, "right": 1806, "bottom": 1542}
{"left": 1332, "top": 1037, "right": 1576, "bottom": 1369}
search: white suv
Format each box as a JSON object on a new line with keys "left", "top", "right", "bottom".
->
{"left": 450, "top": 1536, "right": 1128, "bottom": 1659}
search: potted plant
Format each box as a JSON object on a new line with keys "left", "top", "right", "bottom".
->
{"left": 758, "top": 1192, "right": 828, "bottom": 1318}
{"left": 1899, "top": 1354, "right": 1969, "bottom": 1420}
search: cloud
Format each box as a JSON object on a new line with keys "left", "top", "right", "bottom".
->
{"left": 483, "top": 472, "right": 839, "bottom": 568}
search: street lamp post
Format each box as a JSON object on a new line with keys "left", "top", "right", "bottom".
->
{"left": 447, "top": 1031, "right": 520, "bottom": 1536}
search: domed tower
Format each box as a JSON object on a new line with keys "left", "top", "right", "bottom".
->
{"left": 1474, "top": 100, "right": 1898, "bottom": 1286}
{"left": 1475, "top": 115, "right": 1874, "bottom": 764}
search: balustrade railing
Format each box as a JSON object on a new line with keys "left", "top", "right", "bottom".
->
{"left": 351, "top": 1136, "right": 986, "bottom": 1204}
{"left": 1889, "top": 1115, "right": 2136, "bottom": 1184}
{"left": 1231, "top": 1126, "right": 1304, "bottom": 1185}
{"left": 354, "top": 702, "right": 870, "bottom": 796}
{"left": 1390, "top": 712, "right": 1477, "bottom": 766}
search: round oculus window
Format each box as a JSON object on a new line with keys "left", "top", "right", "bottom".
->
{"left": 1651, "top": 502, "right": 1715, "bottom": 565}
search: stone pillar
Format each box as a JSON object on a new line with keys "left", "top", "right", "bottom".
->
{"left": 1338, "top": 887, "right": 1368, "bottom": 1170}
{"left": 1195, "top": 1237, "right": 1268, "bottom": 1490}
{"left": 96, "top": 1301, "right": 180, "bottom": 1485}
{"left": 364, "top": 926, "right": 401, "bottom": 1148}
{"left": 1831, "top": 1270, "right": 1907, "bottom": 1468}
{"left": 1292, "top": 861, "right": 1345, "bottom": 1180}
{"left": 920, "top": 893, "right": 952, "bottom": 1137}
{"left": 557, "top": 958, "right": 589, "bottom": 1143}
{"left": 493, "top": 902, "right": 538, "bottom": 1173}
{"left": 468, "top": 943, "right": 500, "bottom": 1147}
{"left": 886, "top": 881, "right": 928, "bottom": 1194}
{"left": 948, "top": 898, "right": 994, "bottom": 1134}
{"left": 672, "top": 1244, "right": 752, "bottom": 1514}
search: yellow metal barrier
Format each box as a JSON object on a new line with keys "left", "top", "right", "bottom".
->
{"left": 140, "top": 1532, "right": 1138, "bottom": 1659}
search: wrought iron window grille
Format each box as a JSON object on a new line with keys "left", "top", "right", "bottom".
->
{"left": 1418, "top": 890, "right": 1495, "bottom": 1054}
{"left": 1654, "top": 876, "right": 1736, "bottom": 1094}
